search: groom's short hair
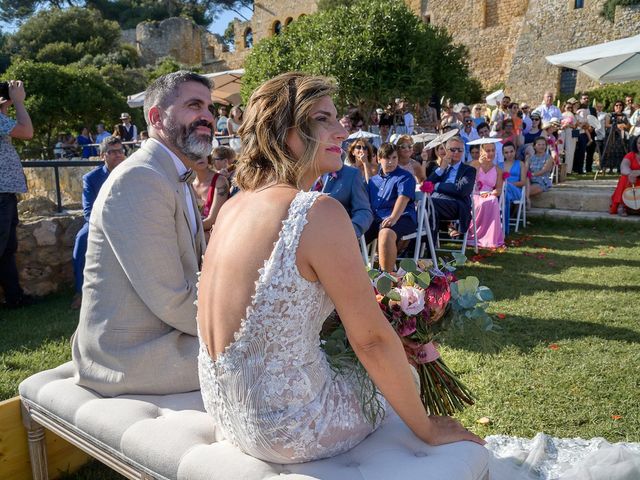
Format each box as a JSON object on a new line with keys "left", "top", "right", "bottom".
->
{"left": 143, "top": 71, "right": 212, "bottom": 127}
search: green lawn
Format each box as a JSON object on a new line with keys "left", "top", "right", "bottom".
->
{"left": 1, "top": 217, "right": 639, "bottom": 478}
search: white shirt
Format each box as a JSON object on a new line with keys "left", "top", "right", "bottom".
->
{"left": 404, "top": 112, "right": 415, "bottom": 135}
{"left": 149, "top": 138, "right": 197, "bottom": 237}
{"left": 532, "top": 104, "right": 562, "bottom": 123}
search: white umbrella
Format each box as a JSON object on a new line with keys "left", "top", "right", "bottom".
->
{"left": 485, "top": 89, "right": 504, "bottom": 106}
{"left": 347, "top": 130, "right": 380, "bottom": 140}
{"left": 127, "top": 68, "right": 245, "bottom": 108}
{"left": 546, "top": 34, "right": 640, "bottom": 84}
{"left": 411, "top": 133, "right": 438, "bottom": 143}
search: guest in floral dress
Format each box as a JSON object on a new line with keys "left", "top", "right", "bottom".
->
{"left": 529, "top": 137, "right": 554, "bottom": 197}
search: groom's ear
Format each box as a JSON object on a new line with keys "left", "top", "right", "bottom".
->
{"left": 148, "top": 106, "right": 163, "bottom": 130}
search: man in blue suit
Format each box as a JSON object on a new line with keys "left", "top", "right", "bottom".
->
{"left": 318, "top": 164, "right": 373, "bottom": 238}
{"left": 427, "top": 136, "right": 476, "bottom": 238}
{"left": 71, "top": 136, "right": 126, "bottom": 308}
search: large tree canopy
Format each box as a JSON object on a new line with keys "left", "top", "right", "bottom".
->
{"left": 241, "top": 0, "right": 482, "bottom": 112}
{"left": 7, "top": 7, "right": 121, "bottom": 64}
{"left": 0, "top": 0, "right": 251, "bottom": 28}
{"left": 4, "top": 60, "right": 128, "bottom": 155}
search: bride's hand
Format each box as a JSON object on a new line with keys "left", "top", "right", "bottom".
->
{"left": 421, "top": 415, "right": 486, "bottom": 446}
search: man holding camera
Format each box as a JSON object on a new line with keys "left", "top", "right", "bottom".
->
{"left": 0, "top": 80, "right": 34, "bottom": 308}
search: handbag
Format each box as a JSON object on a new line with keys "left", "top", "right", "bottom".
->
{"left": 622, "top": 185, "right": 640, "bottom": 210}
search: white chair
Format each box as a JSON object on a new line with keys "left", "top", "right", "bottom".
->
{"left": 360, "top": 234, "right": 372, "bottom": 267}
{"left": 500, "top": 182, "right": 526, "bottom": 234}
{"left": 433, "top": 193, "right": 478, "bottom": 256}
{"left": 400, "top": 194, "right": 438, "bottom": 267}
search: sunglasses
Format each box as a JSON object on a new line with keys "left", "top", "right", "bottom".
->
{"left": 212, "top": 157, "right": 227, "bottom": 162}
{"left": 398, "top": 144, "right": 413, "bottom": 149}
{"left": 448, "top": 147, "right": 464, "bottom": 153}
{"left": 353, "top": 145, "right": 368, "bottom": 150}
{"left": 106, "top": 148, "right": 125, "bottom": 155}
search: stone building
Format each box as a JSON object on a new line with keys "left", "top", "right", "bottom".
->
{"left": 125, "top": 0, "right": 640, "bottom": 103}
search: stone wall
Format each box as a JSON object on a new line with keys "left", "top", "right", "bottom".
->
{"left": 136, "top": 17, "right": 206, "bottom": 66}
{"left": 507, "top": 1, "right": 640, "bottom": 103}
{"left": 21, "top": 163, "right": 94, "bottom": 207}
{"left": 14, "top": 204, "right": 84, "bottom": 297}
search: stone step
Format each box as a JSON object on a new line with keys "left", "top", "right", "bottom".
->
{"left": 528, "top": 208, "right": 640, "bottom": 223}
{"left": 530, "top": 180, "right": 617, "bottom": 212}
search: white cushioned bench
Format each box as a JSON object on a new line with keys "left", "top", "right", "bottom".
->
{"left": 19, "top": 362, "right": 489, "bottom": 480}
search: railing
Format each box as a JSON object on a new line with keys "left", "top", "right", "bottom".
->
{"left": 20, "top": 160, "right": 103, "bottom": 213}
{"left": 19, "top": 136, "right": 240, "bottom": 213}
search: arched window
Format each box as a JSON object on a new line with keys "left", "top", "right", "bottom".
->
{"left": 273, "top": 20, "right": 282, "bottom": 35}
{"left": 285, "top": 17, "right": 293, "bottom": 26}
{"left": 244, "top": 28, "right": 253, "bottom": 49}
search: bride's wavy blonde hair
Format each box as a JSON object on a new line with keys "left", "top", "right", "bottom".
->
{"left": 234, "top": 72, "right": 337, "bottom": 191}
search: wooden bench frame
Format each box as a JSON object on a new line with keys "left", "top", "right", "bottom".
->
{"left": 21, "top": 397, "right": 162, "bottom": 480}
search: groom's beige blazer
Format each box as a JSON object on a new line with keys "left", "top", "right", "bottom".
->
{"left": 72, "top": 139, "right": 206, "bottom": 397}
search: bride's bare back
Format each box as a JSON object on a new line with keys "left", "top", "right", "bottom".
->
{"left": 198, "top": 187, "right": 318, "bottom": 360}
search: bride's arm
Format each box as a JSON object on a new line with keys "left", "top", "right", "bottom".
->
{"left": 299, "top": 196, "right": 485, "bottom": 446}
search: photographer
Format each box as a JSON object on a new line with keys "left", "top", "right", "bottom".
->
{"left": 603, "top": 100, "right": 630, "bottom": 173}
{"left": 0, "top": 80, "right": 34, "bottom": 308}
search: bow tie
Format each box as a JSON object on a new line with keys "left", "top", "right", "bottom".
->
{"left": 179, "top": 169, "right": 195, "bottom": 183}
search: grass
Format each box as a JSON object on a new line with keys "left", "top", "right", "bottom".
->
{"left": 1, "top": 217, "right": 639, "bottom": 478}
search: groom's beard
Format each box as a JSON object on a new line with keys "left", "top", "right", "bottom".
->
{"left": 165, "top": 118, "right": 213, "bottom": 161}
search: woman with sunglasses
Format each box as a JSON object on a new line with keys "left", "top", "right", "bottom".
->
{"left": 603, "top": 100, "right": 630, "bottom": 173}
{"left": 396, "top": 134, "right": 425, "bottom": 182}
{"left": 471, "top": 104, "right": 488, "bottom": 128}
{"left": 523, "top": 113, "right": 543, "bottom": 146}
{"left": 347, "top": 140, "right": 377, "bottom": 181}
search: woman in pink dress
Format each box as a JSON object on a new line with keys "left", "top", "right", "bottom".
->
{"left": 468, "top": 141, "right": 505, "bottom": 248}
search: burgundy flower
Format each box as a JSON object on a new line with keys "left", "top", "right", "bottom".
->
{"left": 420, "top": 181, "right": 435, "bottom": 194}
{"left": 396, "top": 317, "right": 417, "bottom": 337}
{"left": 502, "top": 172, "right": 510, "bottom": 180}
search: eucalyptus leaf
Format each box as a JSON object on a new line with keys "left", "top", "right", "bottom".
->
{"left": 404, "top": 272, "right": 416, "bottom": 286}
{"left": 476, "top": 286, "right": 494, "bottom": 301}
{"left": 399, "top": 258, "right": 418, "bottom": 273}
{"left": 452, "top": 252, "right": 467, "bottom": 266}
{"left": 376, "top": 276, "right": 393, "bottom": 295}
{"left": 387, "top": 289, "right": 401, "bottom": 301}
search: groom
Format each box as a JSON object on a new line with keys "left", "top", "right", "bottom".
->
{"left": 72, "top": 71, "right": 212, "bottom": 396}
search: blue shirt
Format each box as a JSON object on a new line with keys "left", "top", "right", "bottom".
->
{"left": 435, "top": 160, "right": 462, "bottom": 184}
{"left": 367, "top": 167, "right": 416, "bottom": 223}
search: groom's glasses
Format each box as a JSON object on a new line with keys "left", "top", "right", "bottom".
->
{"left": 448, "top": 148, "right": 464, "bottom": 153}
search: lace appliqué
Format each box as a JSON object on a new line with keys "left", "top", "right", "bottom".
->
{"left": 198, "top": 190, "right": 381, "bottom": 464}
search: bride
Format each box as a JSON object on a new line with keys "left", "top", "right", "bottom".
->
{"left": 196, "top": 72, "right": 640, "bottom": 477}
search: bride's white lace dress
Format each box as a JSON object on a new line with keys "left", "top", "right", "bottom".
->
{"left": 198, "top": 190, "right": 640, "bottom": 477}
{"left": 198, "top": 191, "right": 381, "bottom": 464}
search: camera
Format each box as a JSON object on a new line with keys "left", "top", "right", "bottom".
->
{"left": 0, "top": 81, "right": 9, "bottom": 101}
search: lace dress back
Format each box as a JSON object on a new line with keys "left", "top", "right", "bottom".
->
{"left": 198, "top": 190, "right": 381, "bottom": 464}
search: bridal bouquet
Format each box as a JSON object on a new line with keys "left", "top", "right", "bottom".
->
{"left": 322, "top": 256, "right": 497, "bottom": 422}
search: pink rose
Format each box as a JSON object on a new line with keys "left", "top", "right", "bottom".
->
{"left": 502, "top": 172, "right": 510, "bottom": 180}
{"left": 420, "top": 180, "right": 435, "bottom": 194}
{"left": 397, "top": 286, "right": 425, "bottom": 316}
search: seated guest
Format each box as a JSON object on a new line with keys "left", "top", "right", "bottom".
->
{"left": 476, "top": 121, "right": 504, "bottom": 166}
{"left": 396, "top": 134, "right": 425, "bottom": 182}
{"left": 427, "top": 136, "right": 476, "bottom": 239}
{"left": 72, "top": 71, "right": 211, "bottom": 396}
{"left": 365, "top": 143, "right": 417, "bottom": 271}
{"left": 192, "top": 154, "right": 229, "bottom": 240}
{"left": 610, "top": 135, "right": 640, "bottom": 216}
{"left": 71, "top": 136, "right": 126, "bottom": 309}
{"left": 346, "top": 139, "right": 377, "bottom": 181}
{"left": 469, "top": 144, "right": 481, "bottom": 163}
{"left": 316, "top": 164, "right": 373, "bottom": 238}
{"left": 529, "top": 136, "right": 554, "bottom": 197}
{"left": 77, "top": 126, "right": 97, "bottom": 158}
{"left": 468, "top": 140, "right": 504, "bottom": 249}
{"left": 502, "top": 141, "right": 527, "bottom": 234}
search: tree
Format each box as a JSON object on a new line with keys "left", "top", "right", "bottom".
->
{"left": 317, "top": 0, "right": 358, "bottom": 11}
{"left": 222, "top": 20, "right": 235, "bottom": 51}
{"left": 3, "top": 60, "right": 128, "bottom": 156}
{"left": 1, "top": 0, "right": 252, "bottom": 28}
{"left": 242, "top": 0, "right": 482, "bottom": 114}
{"left": 7, "top": 7, "right": 121, "bottom": 65}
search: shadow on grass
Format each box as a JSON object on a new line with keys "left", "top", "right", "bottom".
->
{"left": 446, "top": 315, "right": 640, "bottom": 354}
